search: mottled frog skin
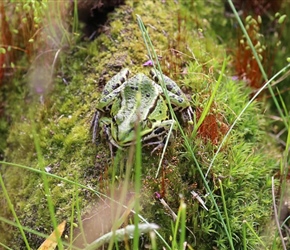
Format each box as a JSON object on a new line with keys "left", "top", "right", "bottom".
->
{"left": 92, "top": 68, "right": 193, "bottom": 152}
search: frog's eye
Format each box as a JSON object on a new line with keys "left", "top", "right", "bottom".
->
{"left": 178, "top": 98, "right": 184, "bottom": 103}
{"left": 146, "top": 93, "right": 150, "bottom": 98}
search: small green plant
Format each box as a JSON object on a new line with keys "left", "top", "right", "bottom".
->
{"left": 0, "top": 0, "right": 75, "bottom": 83}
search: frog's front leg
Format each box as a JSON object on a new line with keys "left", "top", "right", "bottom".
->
{"left": 96, "top": 117, "right": 124, "bottom": 157}
{"left": 102, "top": 122, "right": 124, "bottom": 151}
{"left": 94, "top": 121, "right": 122, "bottom": 158}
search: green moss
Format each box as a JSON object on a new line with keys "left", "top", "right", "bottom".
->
{"left": 0, "top": 0, "right": 281, "bottom": 249}
{"left": 64, "top": 125, "right": 87, "bottom": 148}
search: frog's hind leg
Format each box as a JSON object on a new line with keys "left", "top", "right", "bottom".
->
{"left": 91, "top": 111, "right": 100, "bottom": 143}
{"left": 150, "top": 69, "right": 191, "bottom": 110}
{"left": 143, "top": 120, "right": 176, "bottom": 154}
{"left": 151, "top": 69, "right": 194, "bottom": 124}
{"left": 144, "top": 133, "right": 171, "bottom": 155}
{"left": 101, "top": 68, "right": 130, "bottom": 97}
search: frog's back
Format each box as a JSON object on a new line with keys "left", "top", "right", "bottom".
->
{"left": 115, "top": 73, "right": 160, "bottom": 142}
{"left": 118, "top": 74, "right": 159, "bottom": 121}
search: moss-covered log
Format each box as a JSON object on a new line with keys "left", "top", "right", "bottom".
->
{"left": 0, "top": 1, "right": 280, "bottom": 249}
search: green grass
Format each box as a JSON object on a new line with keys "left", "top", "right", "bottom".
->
{"left": 137, "top": 14, "right": 234, "bottom": 249}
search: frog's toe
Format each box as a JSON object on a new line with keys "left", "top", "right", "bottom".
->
{"left": 150, "top": 142, "right": 164, "bottom": 155}
{"left": 181, "top": 106, "right": 195, "bottom": 124}
{"left": 144, "top": 140, "right": 165, "bottom": 155}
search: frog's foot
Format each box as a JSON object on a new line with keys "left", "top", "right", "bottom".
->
{"left": 143, "top": 130, "right": 170, "bottom": 154}
{"left": 91, "top": 111, "right": 100, "bottom": 143}
{"left": 146, "top": 141, "right": 165, "bottom": 155}
{"left": 182, "top": 106, "right": 194, "bottom": 125}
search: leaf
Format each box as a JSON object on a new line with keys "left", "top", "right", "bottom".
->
{"left": 37, "top": 220, "right": 66, "bottom": 250}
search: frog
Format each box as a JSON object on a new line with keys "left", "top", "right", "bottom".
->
{"left": 91, "top": 68, "right": 193, "bottom": 153}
